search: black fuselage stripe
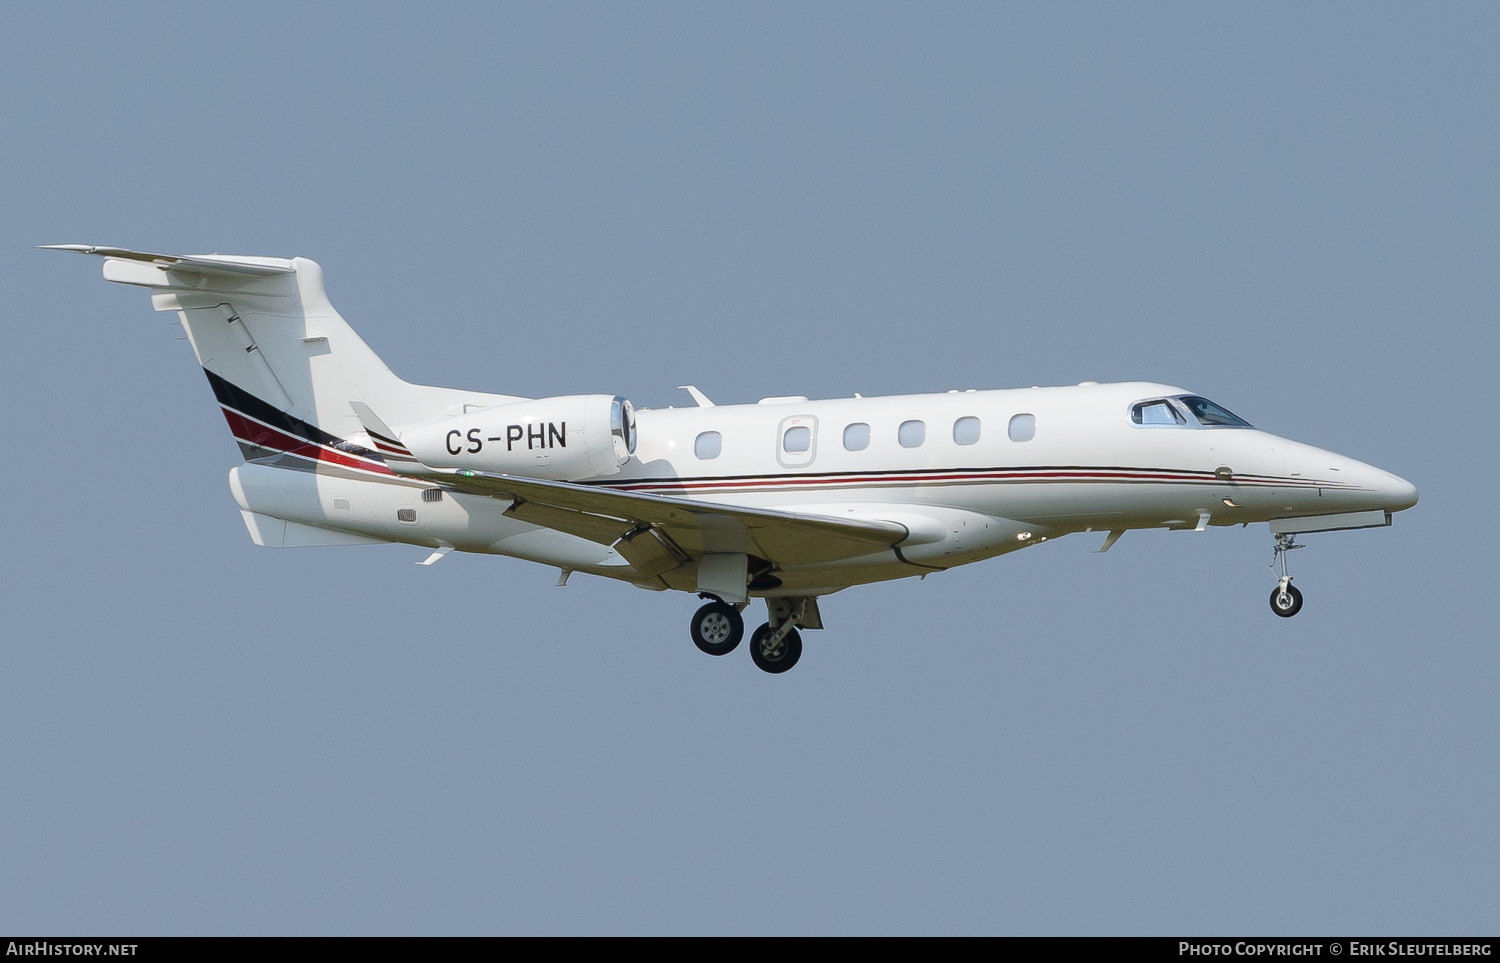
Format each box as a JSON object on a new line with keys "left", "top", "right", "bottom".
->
{"left": 583, "top": 467, "right": 1324, "bottom": 487}
{"left": 199, "top": 371, "right": 1353, "bottom": 495}
{"left": 203, "top": 369, "right": 385, "bottom": 463}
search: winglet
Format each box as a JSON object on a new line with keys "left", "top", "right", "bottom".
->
{"left": 349, "top": 401, "right": 401, "bottom": 444}
{"left": 349, "top": 401, "right": 424, "bottom": 471}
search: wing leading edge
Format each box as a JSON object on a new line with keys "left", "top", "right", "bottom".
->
{"left": 438, "top": 469, "right": 910, "bottom": 580}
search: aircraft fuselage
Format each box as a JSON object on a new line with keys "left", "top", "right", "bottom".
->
{"left": 230, "top": 380, "right": 1417, "bottom": 596}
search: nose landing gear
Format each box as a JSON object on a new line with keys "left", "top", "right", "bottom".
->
{"left": 1270, "top": 533, "right": 1305, "bottom": 618}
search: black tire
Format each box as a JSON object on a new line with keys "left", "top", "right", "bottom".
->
{"left": 691, "top": 601, "right": 744, "bottom": 656}
{"left": 1269, "top": 584, "right": 1304, "bottom": 618}
{"left": 749, "top": 623, "right": 802, "bottom": 674}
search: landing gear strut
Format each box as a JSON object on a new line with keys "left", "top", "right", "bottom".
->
{"left": 748, "top": 597, "right": 816, "bottom": 674}
{"left": 1270, "top": 533, "right": 1305, "bottom": 618}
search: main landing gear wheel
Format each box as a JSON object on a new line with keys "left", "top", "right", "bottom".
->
{"left": 690, "top": 601, "right": 744, "bottom": 656}
{"left": 749, "top": 623, "right": 802, "bottom": 674}
{"left": 1269, "top": 584, "right": 1304, "bottom": 618}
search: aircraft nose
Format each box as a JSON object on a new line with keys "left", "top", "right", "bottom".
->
{"left": 1380, "top": 470, "right": 1419, "bottom": 512}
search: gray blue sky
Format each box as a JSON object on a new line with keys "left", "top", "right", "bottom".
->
{"left": 2, "top": 2, "right": 1495, "bottom": 934}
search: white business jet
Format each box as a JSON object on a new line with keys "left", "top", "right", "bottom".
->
{"left": 48, "top": 245, "right": 1418, "bottom": 674}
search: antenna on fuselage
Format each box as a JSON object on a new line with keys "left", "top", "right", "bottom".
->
{"left": 677, "top": 385, "right": 714, "bottom": 407}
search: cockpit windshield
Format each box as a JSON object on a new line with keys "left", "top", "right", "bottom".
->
{"left": 1130, "top": 396, "right": 1253, "bottom": 429}
{"left": 1131, "top": 400, "right": 1185, "bottom": 425}
{"left": 1177, "top": 396, "right": 1252, "bottom": 428}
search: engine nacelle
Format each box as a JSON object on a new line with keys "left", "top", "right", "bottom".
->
{"left": 402, "top": 394, "right": 636, "bottom": 480}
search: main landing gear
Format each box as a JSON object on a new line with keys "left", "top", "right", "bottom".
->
{"left": 1269, "top": 533, "right": 1305, "bottom": 618}
{"left": 689, "top": 596, "right": 814, "bottom": 674}
{"left": 689, "top": 600, "right": 744, "bottom": 656}
{"left": 749, "top": 620, "right": 802, "bottom": 674}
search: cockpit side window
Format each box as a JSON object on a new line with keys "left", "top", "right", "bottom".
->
{"left": 1131, "top": 400, "right": 1185, "bottom": 426}
{"left": 1177, "top": 396, "right": 1252, "bottom": 428}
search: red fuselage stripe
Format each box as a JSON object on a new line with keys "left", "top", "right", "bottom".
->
{"left": 219, "top": 404, "right": 1350, "bottom": 495}
{"left": 597, "top": 470, "right": 1339, "bottom": 494}
{"left": 221, "top": 407, "right": 396, "bottom": 476}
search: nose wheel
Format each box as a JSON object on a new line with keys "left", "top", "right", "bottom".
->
{"left": 1269, "top": 534, "right": 1305, "bottom": 618}
{"left": 1269, "top": 583, "right": 1304, "bottom": 617}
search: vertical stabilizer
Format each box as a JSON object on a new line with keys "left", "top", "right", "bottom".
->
{"left": 46, "top": 245, "right": 526, "bottom": 472}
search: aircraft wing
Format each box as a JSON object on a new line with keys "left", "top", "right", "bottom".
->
{"left": 440, "top": 470, "right": 909, "bottom": 579}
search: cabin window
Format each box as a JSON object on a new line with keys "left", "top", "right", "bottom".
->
{"left": 1177, "top": 395, "right": 1252, "bottom": 428}
{"left": 694, "top": 431, "right": 722, "bottom": 459}
{"left": 1008, "top": 413, "right": 1036, "bottom": 442}
{"left": 953, "top": 416, "right": 981, "bottom": 446}
{"left": 899, "top": 420, "right": 926, "bottom": 448}
{"left": 1131, "top": 400, "right": 1185, "bottom": 426}
{"left": 843, "top": 423, "right": 870, "bottom": 451}
{"left": 783, "top": 426, "right": 811, "bottom": 453}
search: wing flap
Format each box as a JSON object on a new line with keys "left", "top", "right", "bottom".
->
{"left": 441, "top": 470, "right": 908, "bottom": 568}
{"left": 482, "top": 488, "right": 693, "bottom": 579}
{"left": 612, "top": 527, "right": 693, "bottom": 579}
{"left": 504, "top": 499, "right": 636, "bottom": 547}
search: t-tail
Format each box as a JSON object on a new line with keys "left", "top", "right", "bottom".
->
{"left": 43, "top": 246, "right": 524, "bottom": 477}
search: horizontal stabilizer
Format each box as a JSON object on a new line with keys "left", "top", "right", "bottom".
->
{"left": 48, "top": 243, "right": 530, "bottom": 487}
{"left": 41, "top": 244, "right": 294, "bottom": 278}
